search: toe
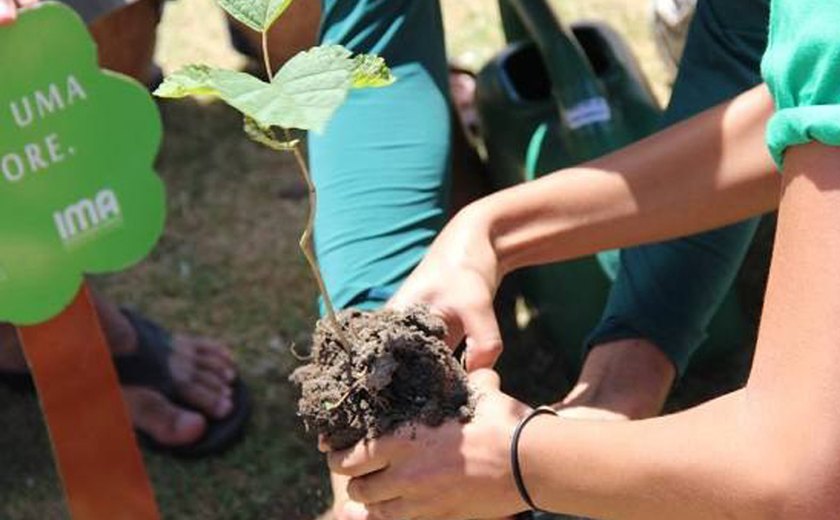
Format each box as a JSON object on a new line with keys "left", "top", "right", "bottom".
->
{"left": 175, "top": 335, "right": 237, "bottom": 382}
{"left": 177, "top": 381, "right": 234, "bottom": 420}
{"left": 166, "top": 334, "right": 239, "bottom": 418}
{"left": 123, "top": 387, "right": 206, "bottom": 446}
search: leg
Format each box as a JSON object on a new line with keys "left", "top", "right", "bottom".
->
{"left": 87, "top": 0, "right": 161, "bottom": 85}
{"left": 57, "top": 0, "right": 161, "bottom": 85}
{"left": 311, "top": 0, "right": 451, "bottom": 311}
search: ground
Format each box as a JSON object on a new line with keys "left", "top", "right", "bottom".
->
{"left": 0, "top": 1, "right": 691, "bottom": 518}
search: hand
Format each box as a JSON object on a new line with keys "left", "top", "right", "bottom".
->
{"left": 0, "top": 0, "right": 38, "bottom": 25}
{"left": 389, "top": 204, "right": 504, "bottom": 371}
{"left": 327, "top": 369, "right": 532, "bottom": 520}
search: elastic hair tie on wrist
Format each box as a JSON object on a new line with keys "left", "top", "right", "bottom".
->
{"left": 511, "top": 405, "right": 559, "bottom": 513}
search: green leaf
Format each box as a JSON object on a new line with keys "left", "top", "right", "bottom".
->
{"left": 351, "top": 54, "right": 396, "bottom": 88}
{"left": 217, "top": 0, "right": 293, "bottom": 32}
{"left": 156, "top": 47, "right": 355, "bottom": 132}
{"left": 243, "top": 117, "right": 299, "bottom": 151}
{"left": 154, "top": 46, "right": 395, "bottom": 133}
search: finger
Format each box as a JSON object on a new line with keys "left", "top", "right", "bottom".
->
{"left": 351, "top": 498, "right": 415, "bottom": 520}
{"left": 347, "top": 470, "right": 403, "bottom": 505}
{"left": 0, "top": 0, "right": 17, "bottom": 25}
{"left": 462, "top": 305, "right": 503, "bottom": 371}
{"left": 337, "top": 500, "right": 371, "bottom": 520}
{"left": 18, "top": 0, "right": 40, "bottom": 6}
{"left": 318, "top": 435, "right": 331, "bottom": 453}
{"left": 328, "top": 438, "right": 394, "bottom": 477}
{"left": 467, "top": 368, "right": 501, "bottom": 390}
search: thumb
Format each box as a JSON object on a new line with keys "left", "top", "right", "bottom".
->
{"left": 468, "top": 368, "right": 501, "bottom": 390}
{"left": 462, "top": 305, "right": 503, "bottom": 372}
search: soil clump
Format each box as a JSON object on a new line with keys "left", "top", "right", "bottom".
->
{"left": 291, "top": 306, "right": 474, "bottom": 450}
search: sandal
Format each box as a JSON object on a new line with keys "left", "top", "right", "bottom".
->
{"left": 0, "top": 309, "right": 251, "bottom": 459}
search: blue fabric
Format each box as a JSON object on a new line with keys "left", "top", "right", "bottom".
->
{"left": 311, "top": 0, "right": 451, "bottom": 311}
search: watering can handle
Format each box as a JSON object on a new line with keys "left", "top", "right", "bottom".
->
{"left": 498, "top": 0, "right": 609, "bottom": 121}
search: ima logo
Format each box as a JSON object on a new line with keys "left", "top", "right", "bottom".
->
{"left": 53, "top": 189, "right": 122, "bottom": 244}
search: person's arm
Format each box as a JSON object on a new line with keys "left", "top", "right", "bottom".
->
{"left": 392, "top": 83, "right": 779, "bottom": 369}
{"left": 331, "top": 143, "right": 840, "bottom": 520}
{"left": 520, "top": 142, "right": 840, "bottom": 519}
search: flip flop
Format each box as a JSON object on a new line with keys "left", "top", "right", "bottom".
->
{"left": 0, "top": 309, "right": 251, "bottom": 459}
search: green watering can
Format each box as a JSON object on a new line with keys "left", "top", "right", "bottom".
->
{"left": 476, "top": 0, "right": 753, "bottom": 375}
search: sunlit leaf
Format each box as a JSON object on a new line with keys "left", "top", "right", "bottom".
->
{"left": 351, "top": 54, "right": 395, "bottom": 88}
{"left": 217, "top": 0, "right": 293, "bottom": 32}
{"left": 154, "top": 46, "right": 395, "bottom": 133}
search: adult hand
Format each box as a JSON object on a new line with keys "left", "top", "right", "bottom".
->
{"left": 327, "top": 369, "right": 532, "bottom": 520}
{"left": 389, "top": 204, "right": 504, "bottom": 371}
{"left": 0, "top": 0, "right": 37, "bottom": 25}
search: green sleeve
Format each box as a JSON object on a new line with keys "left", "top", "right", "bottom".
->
{"left": 762, "top": 0, "right": 840, "bottom": 168}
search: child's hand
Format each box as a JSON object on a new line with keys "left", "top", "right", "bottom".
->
{"left": 388, "top": 204, "right": 504, "bottom": 372}
{"left": 0, "top": 0, "right": 38, "bottom": 25}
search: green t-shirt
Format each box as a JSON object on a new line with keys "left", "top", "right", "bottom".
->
{"left": 762, "top": 0, "right": 840, "bottom": 167}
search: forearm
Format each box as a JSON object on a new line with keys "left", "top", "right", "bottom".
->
{"left": 521, "top": 390, "right": 769, "bottom": 519}
{"left": 469, "top": 84, "right": 778, "bottom": 275}
{"left": 519, "top": 144, "right": 840, "bottom": 519}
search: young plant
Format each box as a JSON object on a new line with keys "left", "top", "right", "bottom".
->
{"left": 154, "top": 0, "right": 393, "bottom": 347}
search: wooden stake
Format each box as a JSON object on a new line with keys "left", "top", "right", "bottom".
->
{"left": 17, "top": 283, "right": 160, "bottom": 520}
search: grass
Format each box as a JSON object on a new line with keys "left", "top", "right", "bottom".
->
{"left": 0, "top": 1, "right": 690, "bottom": 518}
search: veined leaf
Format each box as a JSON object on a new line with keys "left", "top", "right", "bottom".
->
{"left": 217, "top": 0, "right": 293, "bottom": 32}
{"left": 154, "top": 46, "right": 395, "bottom": 133}
{"left": 155, "top": 47, "right": 352, "bottom": 132}
{"left": 351, "top": 54, "right": 395, "bottom": 88}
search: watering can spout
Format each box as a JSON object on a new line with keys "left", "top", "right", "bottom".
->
{"left": 497, "top": 0, "right": 626, "bottom": 161}
{"left": 501, "top": 0, "right": 600, "bottom": 100}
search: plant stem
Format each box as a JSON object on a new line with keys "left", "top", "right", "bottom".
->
{"left": 260, "top": 30, "right": 352, "bottom": 349}
{"left": 261, "top": 30, "right": 273, "bottom": 80}
{"left": 283, "top": 128, "right": 351, "bottom": 348}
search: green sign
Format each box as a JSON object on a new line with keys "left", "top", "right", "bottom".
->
{"left": 0, "top": 3, "right": 165, "bottom": 325}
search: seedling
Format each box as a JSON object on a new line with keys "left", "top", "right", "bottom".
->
{"left": 155, "top": 2, "right": 473, "bottom": 448}
{"left": 154, "top": 0, "right": 393, "bottom": 347}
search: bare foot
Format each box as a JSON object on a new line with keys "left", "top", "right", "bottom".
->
{"left": 0, "top": 300, "right": 238, "bottom": 448}
{"left": 94, "top": 295, "right": 238, "bottom": 446}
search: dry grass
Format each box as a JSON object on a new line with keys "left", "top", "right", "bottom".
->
{"left": 0, "top": 1, "right": 673, "bottom": 518}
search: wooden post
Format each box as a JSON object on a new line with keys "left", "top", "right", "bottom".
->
{"left": 17, "top": 283, "right": 160, "bottom": 520}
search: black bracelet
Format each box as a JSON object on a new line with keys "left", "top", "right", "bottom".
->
{"left": 511, "top": 405, "right": 559, "bottom": 512}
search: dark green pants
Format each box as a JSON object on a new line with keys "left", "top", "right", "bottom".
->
{"left": 311, "top": 0, "right": 770, "bottom": 374}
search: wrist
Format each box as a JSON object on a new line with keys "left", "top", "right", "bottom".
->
{"left": 517, "top": 411, "right": 563, "bottom": 513}
{"left": 511, "top": 406, "right": 561, "bottom": 513}
{"left": 459, "top": 197, "right": 512, "bottom": 279}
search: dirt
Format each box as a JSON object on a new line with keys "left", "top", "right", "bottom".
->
{"left": 290, "top": 306, "right": 474, "bottom": 450}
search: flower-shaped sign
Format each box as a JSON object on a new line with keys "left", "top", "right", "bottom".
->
{"left": 0, "top": 2, "right": 165, "bottom": 325}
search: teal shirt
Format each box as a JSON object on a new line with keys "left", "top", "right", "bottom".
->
{"left": 763, "top": 0, "right": 840, "bottom": 167}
